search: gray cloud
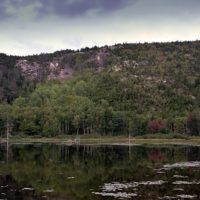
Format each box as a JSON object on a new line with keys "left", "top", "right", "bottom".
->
{"left": 0, "top": 0, "right": 43, "bottom": 20}
{"left": 0, "top": 0, "right": 133, "bottom": 20}
{"left": 1, "top": 0, "right": 200, "bottom": 20}
{"left": 120, "top": 0, "right": 200, "bottom": 21}
{"left": 1, "top": 0, "right": 200, "bottom": 55}
{"left": 1, "top": 0, "right": 200, "bottom": 21}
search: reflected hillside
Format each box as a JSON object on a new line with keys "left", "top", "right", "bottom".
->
{"left": 0, "top": 144, "right": 200, "bottom": 199}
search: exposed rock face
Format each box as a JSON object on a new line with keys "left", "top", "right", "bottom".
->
{"left": 95, "top": 48, "right": 110, "bottom": 70}
{"left": 16, "top": 59, "right": 42, "bottom": 80}
{"left": 47, "top": 62, "right": 73, "bottom": 80}
{"left": 15, "top": 48, "right": 111, "bottom": 81}
{"left": 16, "top": 58, "right": 74, "bottom": 81}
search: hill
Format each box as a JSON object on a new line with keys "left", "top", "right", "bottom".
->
{"left": 1, "top": 41, "right": 200, "bottom": 136}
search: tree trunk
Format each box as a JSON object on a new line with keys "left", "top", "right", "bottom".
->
{"left": 77, "top": 128, "right": 79, "bottom": 136}
{"left": 6, "top": 120, "right": 10, "bottom": 140}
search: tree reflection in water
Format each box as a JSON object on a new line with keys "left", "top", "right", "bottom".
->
{"left": 0, "top": 144, "right": 199, "bottom": 199}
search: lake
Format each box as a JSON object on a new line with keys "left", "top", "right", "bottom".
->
{"left": 0, "top": 143, "right": 200, "bottom": 199}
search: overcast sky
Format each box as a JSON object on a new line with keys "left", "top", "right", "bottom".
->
{"left": 0, "top": 0, "right": 200, "bottom": 55}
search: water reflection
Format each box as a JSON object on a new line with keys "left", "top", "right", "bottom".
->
{"left": 0, "top": 144, "right": 200, "bottom": 199}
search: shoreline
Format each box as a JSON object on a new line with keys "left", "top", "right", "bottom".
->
{"left": 1, "top": 135, "right": 200, "bottom": 146}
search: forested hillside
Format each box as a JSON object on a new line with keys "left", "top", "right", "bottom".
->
{"left": 1, "top": 41, "right": 200, "bottom": 136}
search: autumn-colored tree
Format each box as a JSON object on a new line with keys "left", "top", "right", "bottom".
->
{"left": 148, "top": 119, "right": 166, "bottom": 133}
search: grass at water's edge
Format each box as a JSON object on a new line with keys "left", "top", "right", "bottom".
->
{"left": 1, "top": 134, "right": 200, "bottom": 146}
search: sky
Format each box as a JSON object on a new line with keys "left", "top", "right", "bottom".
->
{"left": 0, "top": 0, "right": 200, "bottom": 56}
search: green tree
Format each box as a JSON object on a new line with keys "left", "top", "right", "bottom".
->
{"left": 174, "top": 117, "right": 186, "bottom": 134}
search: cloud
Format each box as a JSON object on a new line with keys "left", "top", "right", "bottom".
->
{"left": 129, "top": 0, "right": 200, "bottom": 21}
{"left": 44, "top": 0, "right": 133, "bottom": 17}
{"left": 0, "top": 0, "right": 133, "bottom": 20}
{"left": 0, "top": 0, "right": 200, "bottom": 55}
{"left": 1, "top": 0, "right": 200, "bottom": 21}
{"left": 3, "top": 0, "right": 43, "bottom": 20}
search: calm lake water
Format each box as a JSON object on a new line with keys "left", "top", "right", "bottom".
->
{"left": 0, "top": 143, "right": 200, "bottom": 200}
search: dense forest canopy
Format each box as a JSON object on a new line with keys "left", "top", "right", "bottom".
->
{"left": 1, "top": 41, "right": 200, "bottom": 136}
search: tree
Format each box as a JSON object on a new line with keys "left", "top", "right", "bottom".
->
{"left": 18, "top": 107, "right": 41, "bottom": 135}
{"left": 187, "top": 112, "right": 200, "bottom": 136}
{"left": 0, "top": 102, "right": 12, "bottom": 137}
{"left": 96, "top": 100, "right": 114, "bottom": 135}
{"left": 65, "top": 95, "right": 96, "bottom": 135}
{"left": 148, "top": 119, "right": 166, "bottom": 134}
{"left": 174, "top": 117, "right": 186, "bottom": 134}
{"left": 74, "top": 80, "right": 88, "bottom": 96}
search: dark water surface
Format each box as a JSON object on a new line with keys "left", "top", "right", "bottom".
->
{"left": 0, "top": 143, "right": 200, "bottom": 200}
